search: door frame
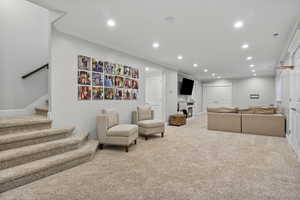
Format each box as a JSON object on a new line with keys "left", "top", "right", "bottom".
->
{"left": 144, "top": 68, "right": 166, "bottom": 121}
{"left": 202, "top": 83, "right": 233, "bottom": 112}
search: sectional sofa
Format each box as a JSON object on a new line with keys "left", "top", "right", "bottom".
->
{"left": 207, "top": 106, "right": 286, "bottom": 137}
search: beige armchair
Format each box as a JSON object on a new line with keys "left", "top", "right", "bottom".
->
{"left": 97, "top": 109, "right": 138, "bottom": 152}
{"left": 132, "top": 105, "right": 165, "bottom": 140}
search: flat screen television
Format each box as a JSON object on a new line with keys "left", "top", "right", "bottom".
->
{"left": 180, "top": 78, "right": 194, "bottom": 95}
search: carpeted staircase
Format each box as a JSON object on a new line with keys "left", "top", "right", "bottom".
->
{"left": 0, "top": 105, "right": 98, "bottom": 193}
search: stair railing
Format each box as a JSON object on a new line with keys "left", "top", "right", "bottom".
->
{"left": 22, "top": 63, "right": 49, "bottom": 79}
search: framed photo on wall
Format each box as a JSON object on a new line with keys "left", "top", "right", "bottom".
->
{"left": 77, "top": 55, "right": 139, "bottom": 101}
{"left": 78, "top": 86, "right": 91, "bottom": 100}
{"left": 104, "top": 75, "right": 114, "bottom": 87}
{"left": 115, "top": 89, "right": 123, "bottom": 100}
{"left": 132, "top": 68, "right": 139, "bottom": 79}
{"left": 92, "top": 87, "right": 104, "bottom": 100}
{"left": 78, "top": 71, "right": 91, "bottom": 85}
{"left": 124, "top": 66, "right": 131, "bottom": 77}
{"left": 92, "top": 72, "right": 104, "bottom": 86}
{"left": 78, "top": 55, "right": 91, "bottom": 71}
{"left": 123, "top": 89, "right": 132, "bottom": 100}
{"left": 115, "top": 76, "right": 124, "bottom": 88}
{"left": 92, "top": 58, "right": 104, "bottom": 73}
{"left": 104, "top": 88, "right": 115, "bottom": 100}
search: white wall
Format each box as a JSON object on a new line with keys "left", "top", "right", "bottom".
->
{"left": 0, "top": 0, "right": 49, "bottom": 110}
{"left": 50, "top": 29, "right": 178, "bottom": 137}
{"left": 202, "top": 76, "right": 275, "bottom": 108}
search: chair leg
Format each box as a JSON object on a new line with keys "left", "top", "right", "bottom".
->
{"left": 134, "top": 139, "right": 137, "bottom": 145}
{"left": 98, "top": 144, "right": 103, "bottom": 150}
{"left": 125, "top": 146, "right": 129, "bottom": 152}
{"left": 145, "top": 136, "right": 148, "bottom": 141}
{"left": 161, "top": 132, "right": 164, "bottom": 137}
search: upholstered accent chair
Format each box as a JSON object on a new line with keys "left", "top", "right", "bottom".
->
{"left": 132, "top": 105, "right": 165, "bottom": 140}
{"left": 97, "top": 109, "right": 138, "bottom": 152}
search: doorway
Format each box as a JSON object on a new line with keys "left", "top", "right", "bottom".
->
{"left": 145, "top": 67, "right": 165, "bottom": 120}
{"left": 202, "top": 84, "right": 233, "bottom": 111}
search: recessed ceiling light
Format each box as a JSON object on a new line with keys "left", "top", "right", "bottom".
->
{"left": 107, "top": 19, "right": 116, "bottom": 27}
{"left": 234, "top": 21, "right": 244, "bottom": 29}
{"left": 242, "top": 44, "right": 249, "bottom": 49}
{"left": 193, "top": 64, "right": 198, "bottom": 67}
{"left": 249, "top": 64, "right": 255, "bottom": 68}
{"left": 251, "top": 69, "right": 256, "bottom": 73}
{"left": 164, "top": 16, "right": 175, "bottom": 24}
{"left": 204, "top": 69, "right": 208, "bottom": 72}
{"left": 145, "top": 67, "right": 150, "bottom": 71}
{"left": 212, "top": 73, "right": 216, "bottom": 77}
{"left": 217, "top": 76, "right": 221, "bottom": 79}
{"left": 177, "top": 55, "right": 183, "bottom": 60}
{"left": 253, "top": 73, "right": 257, "bottom": 76}
{"left": 152, "top": 42, "right": 160, "bottom": 48}
{"left": 247, "top": 56, "right": 253, "bottom": 60}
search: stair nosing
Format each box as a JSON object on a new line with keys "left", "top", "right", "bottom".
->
{"left": 0, "top": 127, "right": 75, "bottom": 145}
{"left": 35, "top": 107, "right": 49, "bottom": 112}
{"left": 0, "top": 140, "right": 98, "bottom": 184}
{"left": 0, "top": 132, "right": 88, "bottom": 162}
{"left": 0, "top": 120, "right": 52, "bottom": 129}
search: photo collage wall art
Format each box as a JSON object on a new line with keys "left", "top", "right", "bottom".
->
{"left": 78, "top": 55, "right": 139, "bottom": 101}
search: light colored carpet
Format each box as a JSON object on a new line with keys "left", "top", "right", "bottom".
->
{"left": 1, "top": 116, "right": 300, "bottom": 200}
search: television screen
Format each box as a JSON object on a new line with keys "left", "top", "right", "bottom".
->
{"left": 180, "top": 78, "right": 194, "bottom": 95}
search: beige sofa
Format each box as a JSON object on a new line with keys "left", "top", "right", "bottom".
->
{"left": 97, "top": 109, "right": 138, "bottom": 152}
{"left": 207, "top": 106, "right": 286, "bottom": 137}
{"left": 207, "top": 107, "right": 241, "bottom": 132}
{"left": 207, "top": 112, "right": 241, "bottom": 133}
{"left": 132, "top": 105, "right": 165, "bottom": 140}
{"left": 242, "top": 114, "right": 285, "bottom": 137}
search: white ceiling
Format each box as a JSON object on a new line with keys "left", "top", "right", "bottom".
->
{"left": 30, "top": 0, "right": 300, "bottom": 80}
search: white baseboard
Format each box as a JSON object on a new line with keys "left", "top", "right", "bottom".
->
{"left": 287, "top": 134, "right": 300, "bottom": 163}
{"left": 0, "top": 94, "right": 48, "bottom": 117}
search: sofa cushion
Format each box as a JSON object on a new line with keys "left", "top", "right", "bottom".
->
{"left": 207, "top": 112, "right": 242, "bottom": 133}
{"left": 238, "top": 108, "right": 255, "bottom": 114}
{"left": 242, "top": 114, "right": 285, "bottom": 137}
{"left": 138, "top": 120, "right": 164, "bottom": 128}
{"left": 207, "top": 107, "right": 238, "bottom": 113}
{"left": 137, "top": 105, "right": 152, "bottom": 121}
{"left": 103, "top": 109, "right": 119, "bottom": 128}
{"left": 253, "top": 106, "right": 276, "bottom": 114}
{"left": 107, "top": 124, "right": 138, "bottom": 137}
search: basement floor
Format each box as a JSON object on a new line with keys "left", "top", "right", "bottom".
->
{"left": 1, "top": 116, "right": 299, "bottom": 200}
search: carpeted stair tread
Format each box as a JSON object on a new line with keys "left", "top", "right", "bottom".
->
{"left": 35, "top": 106, "right": 48, "bottom": 113}
{"left": 0, "top": 115, "right": 51, "bottom": 129}
{"left": 0, "top": 132, "right": 88, "bottom": 164}
{"left": 0, "top": 127, "right": 75, "bottom": 145}
{"left": 0, "top": 140, "right": 98, "bottom": 185}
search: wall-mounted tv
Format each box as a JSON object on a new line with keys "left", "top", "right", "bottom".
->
{"left": 180, "top": 78, "right": 194, "bottom": 95}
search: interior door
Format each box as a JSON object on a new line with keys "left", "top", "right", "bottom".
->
{"left": 289, "top": 49, "right": 300, "bottom": 152}
{"left": 204, "top": 85, "right": 232, "bottom": 109}
{"left": 145, "top": 71, "right": 163, "bottom": 120}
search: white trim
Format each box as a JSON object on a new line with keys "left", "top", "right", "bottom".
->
{"left": 202, "top": 83, "right": 232, "bottom": 87}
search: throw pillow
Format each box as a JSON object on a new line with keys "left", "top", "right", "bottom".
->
{"left": 103, "top": 109, "right": 119, "bottom": 128}
{"left": 137, "top": 105, "right": 152, "bottom": 121}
